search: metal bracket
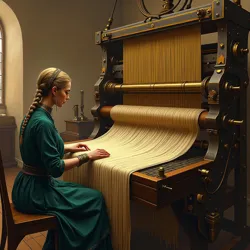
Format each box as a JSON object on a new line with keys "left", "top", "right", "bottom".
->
{"left": 212, "top": 0, "right": 224, "bottom": 20}
{"left": 95, "top": 31, "right": 102, "bottom": 45}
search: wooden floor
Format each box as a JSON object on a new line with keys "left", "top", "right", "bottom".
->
{"left": 0, "top": 167, "right": 47, "bottom": 250}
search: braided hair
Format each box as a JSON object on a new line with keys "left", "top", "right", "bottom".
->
{"left": 20, "top": 67, "right": 71, "bottom": 145}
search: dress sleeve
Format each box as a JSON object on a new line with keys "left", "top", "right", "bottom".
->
{"left": 35, "top": 121, "right": 65, "bottom": 178}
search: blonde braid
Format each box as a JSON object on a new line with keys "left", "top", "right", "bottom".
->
{"left": 19, "top": 67, "right": 71, "bottom": 145}
{"left": 19, "top": 88, "right": 43, "bottom": 145}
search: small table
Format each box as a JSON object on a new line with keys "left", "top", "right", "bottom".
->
{"left": 60, "top": 120, "right": 94, "bottom": 142}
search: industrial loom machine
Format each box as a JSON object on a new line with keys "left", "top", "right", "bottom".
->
{"left": 88, "top": 0, "right": 250, "bottom": 249}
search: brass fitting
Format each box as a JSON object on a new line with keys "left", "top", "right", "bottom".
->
{"left": 233, "top": 42, "right": 248, "bottom": 57}
{"left": 158, "top": 167, "right": 165, "bottom": 178}
{"left": 197, "top": 194, "right": 205, "bottom": 203}
{"left": 228, "top": 119, "right": 243, "bottom": 125}
{"left": 198, "top": 169, "right": 210, "bottom": 176}
{"left": 196, "top": 9, "right": 207, "bottom": 19}
{"left": 224, "top": 82, "right": 240, "bottom": 91}
{"left": 205, "top": 212, "right": 221, "bottom": 242}
{"left": 222, "top": 114, "right": 243, "bottom": 127}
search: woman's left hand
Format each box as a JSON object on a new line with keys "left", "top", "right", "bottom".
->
{"left": 65, "top": 142, "right": 90, "bottom": 153}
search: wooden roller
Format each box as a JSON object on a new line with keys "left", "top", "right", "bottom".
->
{"left": 99, "top": 105, "right": 208, "bottom": 129}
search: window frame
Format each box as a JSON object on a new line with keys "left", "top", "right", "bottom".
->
{"left": 0, "top": 22, "right": 6, "bottom": 113}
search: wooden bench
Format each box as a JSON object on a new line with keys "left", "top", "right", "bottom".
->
{"left": 0, "top": 151, "right": 58, "bottom": 250}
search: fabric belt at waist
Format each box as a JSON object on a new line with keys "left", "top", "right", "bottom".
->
{"left": 22, "top": 163, "right": 48, "bottom": 177}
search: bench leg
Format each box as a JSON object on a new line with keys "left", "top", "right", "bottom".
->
{"left": 7, "top": 235, "right": 23, "bottom": 250}
{"left": 0, "top": 213, "right": 7, "bottom": 250}
{"left": 54, "top": 231, "right": 59, "bottom": 250}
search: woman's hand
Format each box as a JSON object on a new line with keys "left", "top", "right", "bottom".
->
{"left": 64, "top": 142, "right": 90, "bottom": 153}
{"left": 87, "top": 149, "right": 110, "bottom": 160}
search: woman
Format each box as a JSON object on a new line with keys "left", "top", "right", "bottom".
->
{"left": 12, "top": 68, "right": 112, "bottom": 250}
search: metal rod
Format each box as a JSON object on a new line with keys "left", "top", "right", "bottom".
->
{"left": 104, "top": 82, "right": 203, "bottom": 94}
{"left": 104, "top": 0, "right": 118, "bottom": 31}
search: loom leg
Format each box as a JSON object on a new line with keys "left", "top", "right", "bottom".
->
{"left": 172, "top": 201, "right": 208, "bottom": 250}
{"left": 182, "top": 216, "right": 208, "bottom": 250}
{"left": 230, "top": 239, "right": 249, "bottom": 250}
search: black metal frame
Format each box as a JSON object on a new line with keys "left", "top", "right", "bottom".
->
{"left": 95, "top": 0, "right": 250, "bottom": 45}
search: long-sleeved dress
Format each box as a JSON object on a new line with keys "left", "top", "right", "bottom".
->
{"left": 12, "top": 107, "right": 113, "bottom": 250}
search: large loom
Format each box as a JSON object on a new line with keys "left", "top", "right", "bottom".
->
{"left": 64, "top": 0, "right": 250, "bottom": 249}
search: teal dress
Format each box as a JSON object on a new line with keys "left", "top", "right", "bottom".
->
{"left": 12, "top": 107, "right": 112, "bottom": 250}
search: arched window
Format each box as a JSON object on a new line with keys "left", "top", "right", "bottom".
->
{"left": 0, "top": 27, "right": 2, "bottom": 105}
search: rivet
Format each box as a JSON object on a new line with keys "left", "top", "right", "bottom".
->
{"left": 217, "top": 69, "right": 222, "bottom": 74}
{"left": 220, "top": 43, "right": 224, "bottom": 49}
{"left": 151, "top": 23, "right": 155, "bottom": 28}
{"left": 216, "top": 13, "right": 220, "bottom": 17}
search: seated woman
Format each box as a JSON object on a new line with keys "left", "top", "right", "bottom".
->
{"left": 12, "top": 68, "right": 112, "bottom": 250}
